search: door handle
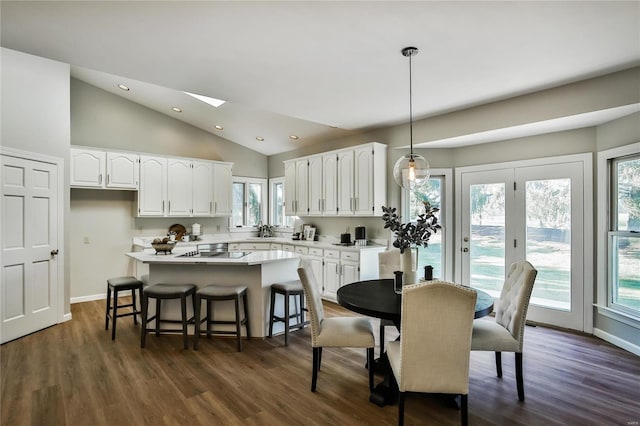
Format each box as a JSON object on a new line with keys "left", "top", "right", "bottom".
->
{"left": 462, "top": 248, "right": 469, "bottom": 252}
{"left": 51, "top": 249, "right": 59, "bottom": 256}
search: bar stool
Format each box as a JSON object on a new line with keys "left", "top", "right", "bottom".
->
{"left": 194, "top": 285, "right": 250, "bottom": 352}
{"left": 105, "top": 276, "right": 144, "bottom": 340}
{"left": 140, "top": 283, "right": 196, "bottom": 350}
{"left": 268, "top": 280, "right": 308, "bottom": 346}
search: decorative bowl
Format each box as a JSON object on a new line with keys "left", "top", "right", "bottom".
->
{"left": 151, "top": 241, "right": 176, "bottom": 254}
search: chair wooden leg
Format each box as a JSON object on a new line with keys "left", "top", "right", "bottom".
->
{"left": 367, "top": 347, "right": 375, "bottom": 391}
{"left": 243, "top": 291, "right": 251, "bottom": 340}
{"left": 181, "top": 295, "right": 189, "bottom": 350}
{"left": 194, "top": 294, "right": 201, "bottom": 350}
{"left": 318, "top": 347, "right": 322, "bottom": 370}
{"left": 111, "top": 290, "right": 118, "bottom": 340}
{"left": 235, "top": 296, "right": 242, "bottom": 352}
{"left": 284, "top": 292, "right": 290, "bottom": 346}
{"left": 105, "top": 286, "right": 112, "bottom": 330}
{"left": 515, "top": 352, "right": 525, "bottom": 401}
{"left": 132, "top": 287, "right": 139, "bottom": 325}
{"left": 155, "top": 298, "right": 161, "bottom": 336}
{"left": 140, "top": 294, "right": 148, "bottom": 348}
{"left": 495, "top": 351, "right": 503, "bottom": 377}
{"left": 379, "top": 323, "right": 385, "bottom": 356}
{"left": 311, "top": 347, "right": 320, "bottom": 392}
{"left": 268, "top": 289, "right": 276, "bottom": 338}
{"left": 461, "top": 394, "right": 468, "bottom": 426}
{"left": 398, "top": 391, "right": 405, "bottom": 426}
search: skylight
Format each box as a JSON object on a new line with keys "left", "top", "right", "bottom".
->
{"left": 183, "top": 91, "right": 226, "bottom": 108}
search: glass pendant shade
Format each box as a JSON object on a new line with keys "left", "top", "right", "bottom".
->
{"left": 393, "top": 153, "right": 430, "bottom": 190}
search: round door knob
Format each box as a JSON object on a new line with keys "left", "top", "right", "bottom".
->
{"left": 51, "top": 249, "right": 59, "bottom": 256}
{"left": 462, "top": 248, "right": 469, "bottom": 252}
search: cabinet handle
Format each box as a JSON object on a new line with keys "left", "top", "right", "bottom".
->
{"left": 98, "top": 174, "right": 102, "bottom": 185}
{"left": 106, "top": 174, "right": 110, "bottom": 185}
{"left": 210, "top": 201, "right": 212, "bottom": 213}
{"left": 162, "top": 200, "right": 165, "bottom": 214}
{"left": 168, "top": 200, "right": 171, "bottom": 212}
{"left": 214, "top": 201, "right": 217, "bottom": 213}
{"left": 318, "top": 199, "right": 321, "bottom": 211}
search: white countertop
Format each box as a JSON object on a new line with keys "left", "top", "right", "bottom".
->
{"left": 132, "top": 235, "right": 387, "bottom": 252}
{"left": 126, "top": 249, "right": 301, "bottom": 266}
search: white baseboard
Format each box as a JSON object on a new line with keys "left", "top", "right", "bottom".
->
{"left": 593, "top": 327, "right": 640, "bottom": 356}
{"left": 70, "top": 293, "right": 106, "bottom": 304}
{"left": 62, "top": 313, "right": 72, "bottom": 322}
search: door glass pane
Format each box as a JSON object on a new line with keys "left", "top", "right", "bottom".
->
{"left": 616, "top": 157, "right": 640, "bottom": 232}
{"left": 410, "top": 178, "right": 442, "bottom": 279}
{"left": 526, "top": 179, "right": 571, "bottom": 311}
{"left": 232, "top": 183, "right": 244, "bottom": 226}
{"left": 469, "top": 183, "right": 505, "bottom": 297}
{"left": 611, "top": 235, "right": 640, "bottom": 311}
{"left": 247, "top": 183, "right": 262, "bottom": 226}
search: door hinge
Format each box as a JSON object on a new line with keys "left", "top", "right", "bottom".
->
{"left": 514, "top": 239, "right": 517, "bottom": 248}
{"left": 514, "top": 182, "right": 517, "bottom": 190}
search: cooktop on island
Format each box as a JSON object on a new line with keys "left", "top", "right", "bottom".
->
{"left": 178, "top": 250, "right": 250, "bottom": 259}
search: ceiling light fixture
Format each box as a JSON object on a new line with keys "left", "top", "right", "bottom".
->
{"left": 289, "top": 135, "right": 299, "bottom": 140}
{"left": 256, "top": 136, "right": 264, "bottom": 142}
{"left": 117, "top": 83, "right": 130, "bottom": 91}
{"left": 392, "top": 46, "right": 430, "bottom": 190}
{"left": 172, "top": 107, "right": 182, "bottom": 113}
{"left": 215, "top": 125, "right": 224, "bottom": 130}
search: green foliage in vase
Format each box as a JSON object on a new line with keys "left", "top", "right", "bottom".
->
{"left": 381, "top": 201, "right": 442, "bottom": 253}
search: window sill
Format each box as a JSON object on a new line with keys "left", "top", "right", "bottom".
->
{"left": 594, "top": 304, "right": 640, "bottom": 329}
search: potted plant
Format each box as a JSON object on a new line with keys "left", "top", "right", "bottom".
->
{"left": 381, "top": 201, "right": 441, "bottom": 284}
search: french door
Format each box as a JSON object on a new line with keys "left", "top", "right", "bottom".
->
{"left": 457, "top": 155, "right": 591, "bottom": 331}
{"left": 1, "top": 151, "right": 62, "bottom": 343}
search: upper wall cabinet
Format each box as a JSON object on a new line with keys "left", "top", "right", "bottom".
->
{"left": 70, "top": 147, "right": 139, "bottom": 189}
{"left": 284, "top": 142, "right": 387, "bottom": 217}
{"left": 138, "top": 155, "right": 233, "bottom": 218}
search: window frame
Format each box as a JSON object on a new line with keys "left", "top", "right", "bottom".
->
{"left": 400, "top": 168, "right": 453, "bottom": 282}
{"left": 268, "top": 177, "right": 294, "bottom": 229}
{"left": 231, "top": 176, "right": 268, "bottom": 229}
{"left": 597, "top": 141, "right": 640, "bottom": 324}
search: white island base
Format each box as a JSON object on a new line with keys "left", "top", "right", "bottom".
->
{"left": 128, "top": 251, "right": 302, "bottom": 339}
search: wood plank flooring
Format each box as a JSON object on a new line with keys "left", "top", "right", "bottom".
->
{"left": 2, "top": 299, "right": 639, "bottom": 425}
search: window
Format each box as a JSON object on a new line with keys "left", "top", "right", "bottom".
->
{"left": 609, "top": 154, "right": 640, "bottom": 314}
{"left": 402, "top": 169, "right": 452, "bottom": 281}
{"left": 231, "top": 177, "right": 267, "bottom": 227}
{"left": 269, "top": 177, "right": 294, "bottom": 228}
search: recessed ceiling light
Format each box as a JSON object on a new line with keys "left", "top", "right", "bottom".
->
{"left": 215, "top": 125, "right": 224, "bottom": 130}
{"left": 172, "top": 107, "right": 182, "bottom": 113}
{"left": 117, "top": 84, "right": 130, "bottom": 91}
{"left": 256, "top": 136, "right": 264, "bottom": 142}
{"left": 289, "top": 135, "right": 299, "bottom": 140}
{"left": 183, "top": 91, "right": 226, "bottom": 108}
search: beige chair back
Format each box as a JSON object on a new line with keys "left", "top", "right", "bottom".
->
{"left": 297, "top": 266, "right": 325, "bottom": 348}
{"left": 378, "top": 249, "right": 401, "bottom": 279}
{"left": 495, "top": 260, "right": 538, "bottom": 351}
{"left": 398, "top": 281, "right": 477, "bottom": 394}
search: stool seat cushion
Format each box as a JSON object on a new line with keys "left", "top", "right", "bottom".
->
{"left": 108, "top": 276, "right": 143, "bottom": 288}
{"left": 144, "top": 283, "right": 196, "bottom": 297}
{"left": 272, "top": 280, "right": 303, "bottom": 292}
{"left": 198, "top": 285, "right": 247, "bottom": 297}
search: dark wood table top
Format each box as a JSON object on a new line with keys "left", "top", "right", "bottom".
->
{"left": 336, "top": 279, "right": 494, "bottom": 323}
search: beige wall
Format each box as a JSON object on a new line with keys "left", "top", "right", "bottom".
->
{"left": 71, "top": 78, "right": 268, "bottom": 177}
{"left": 1, "top": 48, "right": 71, "bottom": 315}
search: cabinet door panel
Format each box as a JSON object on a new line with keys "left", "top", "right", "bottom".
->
{"left": 295, "top": 159, "right": 309, "bottom": 215}
{"left": 213, "top": 163, "right": 232, "bottom": 216}
{"left": 322, "top": 154, "right": 338, "bottom": 216}
{"left": 354, "top": 146, "right": 374, "bottom": 215}
{"left": 106, "top": 152, "right": 138, "bottom": 189}
{"left": 70, "top": 149, "right": 105, "bottom": 187}
{"left": 284, "top": 161, "right": 296, "bottom": 216}
{"left": 308, "top": 155, "right": 323, "bottom": 215}
{"left": 138, "top": 156, "right": 167, "bottom": 216}
{"left": 193, "top": 161, "right": 213, "bottom": 216}
{"left": 167, "top": 159, "right": 193, "bottom": 216}
{"left": 337, "top": 151, "right": 354, "bottom": 215}
{"left": 323, "top": 259, "right": 340, "bottom": 300}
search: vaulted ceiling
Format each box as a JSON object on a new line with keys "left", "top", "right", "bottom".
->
{"left": 2, "top": 1, "right": 639, "bottom": 155}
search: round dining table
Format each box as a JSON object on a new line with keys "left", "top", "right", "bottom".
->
{"left": 336, "top": 278, "right": 494, "bottom": 407}
{"left": 337, "top": 278, "right": 494, "bottom": 328}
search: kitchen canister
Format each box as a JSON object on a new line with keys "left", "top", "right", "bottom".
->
{"left": 192, "top": 223, "right": 201, "bottom": 236}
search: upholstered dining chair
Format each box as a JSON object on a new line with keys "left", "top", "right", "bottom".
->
{"left": 471, "top": 260, "right": 537, "bottom": 401}
{"left": 387, "top": 281, "right": 477, "bottom": 426}
{"left": 297, "top": 265, "right": 375, "bottom": 393}
{"left": 378, "top": 249, "right": 401, "bottom": 355}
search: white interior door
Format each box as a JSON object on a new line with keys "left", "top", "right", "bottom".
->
{"left": 458, "top": 157, "right": 589, "bottom": 331}
{"left": 1, "top": 154, "right": 60, "bottom": 343}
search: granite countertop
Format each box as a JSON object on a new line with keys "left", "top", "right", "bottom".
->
{"left": 126, "top": 249, "right": 301, "bottom": 266}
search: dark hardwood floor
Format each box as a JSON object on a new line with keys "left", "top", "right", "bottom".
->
{"left": 2, "top": 299, "right": 639, "bottom": 425}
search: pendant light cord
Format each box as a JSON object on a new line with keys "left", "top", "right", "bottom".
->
{"left": 409, "top": 51, "right": 414, "bottom": 159}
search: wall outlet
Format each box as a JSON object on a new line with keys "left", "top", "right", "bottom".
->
{"left": 83, "top": 236, "right": 90, "bottom": 244}
{"left": 216, "top": 225, "right": 220, "bottom": 231}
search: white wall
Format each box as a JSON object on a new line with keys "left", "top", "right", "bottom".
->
{"left": 1, "top": 47, "right": 71, "bottom": 314}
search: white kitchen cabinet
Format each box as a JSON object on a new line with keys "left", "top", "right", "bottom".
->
{"left": 283, "top": 158, "right": 309, "bottom": 215}
{"left": 337, "top": 149, "right": 355, "bottom": 215}
{"left": 138, "top": 155, "right": 167, "bottom": 216}
{"left": 322, "top": 249, "right": 359, "bottom": 300}
{"left": 71, "top": 148, "right": 105, "bottom": 187}
{"left": 167, "top": 158, "right": 193, "bottom": 216}
{"left": 322, "top": 153, "right": 338, "bottom": 216}
{"left": 71, "top": 148, "right": 139, "bottom": 189}
{"left": 307, "top": 155, "right": 323, "bottom": 215}
{"left": 106, "top": 151, "right": 139, "bottom": 189}
{"left": 307, "top": 247, "right": 324, "bottom": 295}
{"left": 192, "top": 161, "right": 214, "bottom": 216}
{"left": 212, "top": 162, "right": 232, "bottom": 216}
{"left": 229, "top": 242, "right": 272, "bottom": 251}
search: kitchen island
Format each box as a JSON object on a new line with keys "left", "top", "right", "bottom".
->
{"left": 126, "top": 250, "right": 302, "bottom": 338}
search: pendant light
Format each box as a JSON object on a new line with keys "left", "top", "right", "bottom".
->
{"left": 393, "top": 46, "right": 430, "bottom": 190}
